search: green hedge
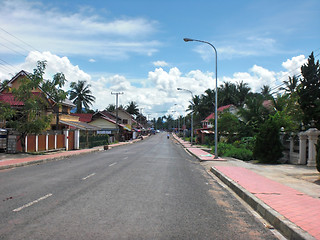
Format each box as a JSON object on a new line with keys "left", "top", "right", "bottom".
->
{"left": 79, "top": 134, "right": 109, "bottom": 149}
{"left": 213, "top": 141, "right": 253, "bottom": 161}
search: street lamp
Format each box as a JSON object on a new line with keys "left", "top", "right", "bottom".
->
{"left": 174, "top": 104, "right": 185, "bottom": 138}
{"left": 177, "top": 87, "right": 194, "bottom": 145}
{"left": 111, "top": 91, "right": 124, "bottom": 141}
{"left": 183, "top": 37, "right": 218, "bottom": 158}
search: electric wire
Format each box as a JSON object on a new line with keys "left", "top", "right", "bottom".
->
{"left": 0, "top": 26, "right": 40, "bottom": 52}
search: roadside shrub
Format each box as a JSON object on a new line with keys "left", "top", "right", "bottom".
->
{"left": 213, "top": 142, "right": 253, "bottom": 161}
{"left": 238, "top": 137, "right": 256, "bottom": 152}
{"left": 216, "top": 142, "right": 234, "bottom": 156}
{"left": 253, "top": 117, "right": 283, "bottom": 163}
{"left": 223, "top": 147, "right": 253, "bottom": 161}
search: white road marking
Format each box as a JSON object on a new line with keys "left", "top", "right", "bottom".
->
{"left": 13, "top": 193, "right": 53, "bottom": 212}
{"left": 123, "top": 157, "right": 128, "bottom": 160}
{"left": 109, "top": 162, "right": 117, "bottom": 167}
{"left": 82, "top": 173, "right": 96, "bottom": 180}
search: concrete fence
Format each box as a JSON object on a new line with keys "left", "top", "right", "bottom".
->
{"left": 6, "top": 129, "right": 80, "bottom": 153}
{"left": 281, "top": 128, "right": 320, "bottom": 167}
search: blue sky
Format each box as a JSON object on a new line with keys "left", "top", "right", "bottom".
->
{"left": 0, "top": 0, "right": 319, "bottom": 118}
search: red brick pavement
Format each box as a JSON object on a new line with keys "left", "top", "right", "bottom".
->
{"left": 215, "top": 166, "right": 320, "bottom": 240}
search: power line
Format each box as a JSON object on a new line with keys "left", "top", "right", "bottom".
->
{"left": 0, "top": 34, "right": 30, "bottom": 55}
{"left": 0, "top": 59, "right": 19, "bottom": 73}
{"left": 0, "top": 26, "right": 40, "bottom": 52}
{"left": 0, "top": 42, "right": 27, "bottom": 57}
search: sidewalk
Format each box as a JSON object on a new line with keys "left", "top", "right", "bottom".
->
{"left": 172, "top": 133, "right": 320, "bottom": 240}
{"left": 0, "top": 138, "right": 143, "bottom": 170}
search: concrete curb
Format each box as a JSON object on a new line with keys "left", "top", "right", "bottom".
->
{"left": 210, "top": 166, "right": 316, "bottom": 240}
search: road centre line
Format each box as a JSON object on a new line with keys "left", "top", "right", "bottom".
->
{"left": 109, "top": 162, "right": 117, "bottom": 167}
{"left": 82, "top": 173, "right": 96, "bottom": 180}
{"left": 13, "top": 193, "right": 53, "bottom": 212}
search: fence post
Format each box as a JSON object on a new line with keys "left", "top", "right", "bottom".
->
{"left": 64, "top": 129, "right": 69, "bottom": 151}
{"left": 46, "top": 132, "right": 49, "bottom": 151}
{"left": 298, "top": 132, "right": 307, "bottom": 165}
{"left": 306, "top": 128, "right": 320, "bottom": 167}
{"left": 35, "top": 134, "right": 38, "bottom": 152}
{"left": 55, "top": 132, "right": 57, "bottom": 150}
{"left": 25, "top": 135, "right": 28, "bottom": 153}
{"left": 74, "top": 129, "right": 80, "bottom": 150}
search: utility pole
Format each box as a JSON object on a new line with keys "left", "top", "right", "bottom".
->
{"left": 111, "top": 92, "right": 124, "bottom": 141}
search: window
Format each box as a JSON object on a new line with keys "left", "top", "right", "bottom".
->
{"left": 123, "top": 119, "right": 128, "bottom": 124}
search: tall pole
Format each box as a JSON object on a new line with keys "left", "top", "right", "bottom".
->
{"left": 183, "top": 38, "right": 218, "bottom": 158}
{"left": 177, "top": 88, "right": 194, "bottom": 145}
{"left": 111, "top": 92, "right": 124, "bottom": 141}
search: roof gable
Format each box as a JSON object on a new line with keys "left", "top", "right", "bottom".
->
{"left": 0, "top": 92, "right": 44, "bottom": 107}
{"left": 70, "top": 113, "right": 93, "bottom": 122}
{"left": 1, "top": 70, "right": 74, "bottom": 108}
{"left": 202, "top": 104, "right": 236, "bottom": 122}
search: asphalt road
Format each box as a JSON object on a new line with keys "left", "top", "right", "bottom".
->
{"left": 0, "top": 132, "right": 278, "bottom": 240}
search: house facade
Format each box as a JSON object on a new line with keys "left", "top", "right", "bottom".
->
{"left": 0, "top": 70, "right": 77, "bottom": 130}
{"left": 197, "top": 104, "right": 238, "bottom": 144}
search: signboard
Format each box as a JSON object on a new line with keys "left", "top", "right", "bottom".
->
{"left": 97, "top": 130, "right": 112, "bottom": 135}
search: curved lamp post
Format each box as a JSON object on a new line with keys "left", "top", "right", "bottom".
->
{"left": 177, "top": 88, "right": 194, "bottom": 145}
{"left": 183, "top": 38, "right": 218, "bottom": 158}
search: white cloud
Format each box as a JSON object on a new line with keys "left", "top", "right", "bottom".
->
{"left": 282, "top": 55, "right": 306, "bottom": 76}
{"left": 21, "top": 51, "right": 91, "bottom": 86}
{"left": 222, "top": 55, "right": 307, "bottom": 93}
{"left": 0, "top": 51, "right": 309, "bottom": 119}
{"left": 152, "top": 61, "right": 168, "bottom": 67}
{"left": 89, "top": 59, "right": 96, "bottom": 63}
{"left": 0, "top": 0, "right": 160, "bottom": 59}
{"left": 193, "top": 36, "right": 279, "bottom": 61}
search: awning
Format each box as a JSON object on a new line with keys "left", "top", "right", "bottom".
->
{"left": 59, "top": 120, "right": 101, "bottom": 131}
{"left": 200, "top": 130, "right": 215, "bottom": 134}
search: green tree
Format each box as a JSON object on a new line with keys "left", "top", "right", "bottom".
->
{"left": 238, "top": 94, "right": 270, "bottom": 136}
{"left": 261, "top": 85, "right": 273, "bottom": 100}
{"left": 236, "top": 81, "right": 251, "bottom": 107}
{"left": 253, "top": 115, "right": 283, "bottom": 163}
{"left": 8, "top": 61, "right": 53, "bottom": 151}
{"left": 297, "top": 52, "right": 320, "bottom": 129}
{"left": 216, "top": 111, "right": 241, "bottom": 142}
{"left": 105, "top": 104, "right": 116, "bottom": 112}
{"left": 41, "top": 72, "right": 68, "bottom": 128}
{"left": 272, "top": 93, "right": 303, "bottom": 131}
{"left": 280, "top": 76, "right": 299, "bottom": 94}
{"left": 69, "top": 80, "right": 95, "bottom": 113}
{"left": 126, "top": 101, "right": 139, "bottom": 115}
{"left": 219, "top": 82, "right": 238, "bottom": 106}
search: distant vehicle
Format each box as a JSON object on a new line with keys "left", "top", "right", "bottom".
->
{"left": 156, "top": 130, "right": 160, "bottom": 133}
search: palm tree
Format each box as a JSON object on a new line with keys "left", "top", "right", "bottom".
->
{"left": 219, "top": 82, "right": 238, "bottom": 106}
{"left": 261, "top": 85, "right": 273, "bottom": 100}
{"left": 279, "top": 76, "right": 299, "bottom": 94}
{"left": 236, "top": 81, "right": 251, "bottom": 107}
{"left": 69, "top": 80, "right": 95, "bottom": 113}
{"left": 105, "top": 104, "right": 116, "bottom": 112}
{"left": 126, "top": 101, "right": 139, "bottom": 115}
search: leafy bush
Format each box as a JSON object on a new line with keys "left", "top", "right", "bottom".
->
{"left": 223, "top": 147, "right": 253, "bottom": 161}
{"left": 80, "top": 133, "right": 109, "bottom": 149}
{"left": 253, "top": 116, "right": 283, "bottom": 163}
{"left": 216, "top": 142, "right": 234, "bottom": 156}
{"left": 213, "top": 142, "right": 253, "bottom": 161}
